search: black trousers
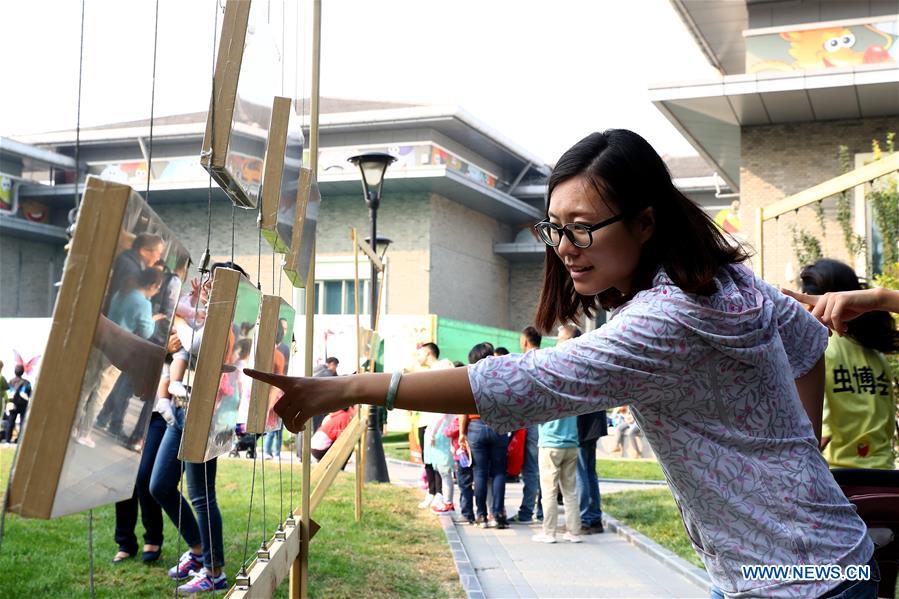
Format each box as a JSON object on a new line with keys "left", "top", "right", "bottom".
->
{"left": 418, "top": 425, "right": 442, "bottom": 495}
{"left": 3, "top": 399, "right": 27, "bottom": 442}
{"left": 114, "top": 413, "right": 166, "bottom": 553}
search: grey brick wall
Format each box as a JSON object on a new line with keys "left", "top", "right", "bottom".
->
{"left": 508, "top": 260, "right": 544, "bottom": 331}
{"left": 741, "top": 117, "right": 896, "bottom": 288}
{"left": 0, "top": 236, "right": 63, "bottom": 317}
{"left": 428, "top": 194, "right": 513, "bottom": 328}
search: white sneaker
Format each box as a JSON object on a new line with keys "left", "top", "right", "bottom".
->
{"left": 168, "top": 381, "right": 188, "bottom": 398}
{"left": 264, "top": 454, "right": 274, "bottom": 461}
{"left": 562, "top": 532, "right": 583, "bottom": 543}
{"left": 531, "top": 533, "right": 556, "bottom": 544}
{"left": 417, "top": 493, "right": 434, "bottom": 509}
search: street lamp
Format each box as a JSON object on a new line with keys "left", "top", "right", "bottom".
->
{"left": 348, "top": 151, "right": 396, "bottom": 483}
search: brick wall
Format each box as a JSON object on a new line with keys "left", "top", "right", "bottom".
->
{"left": 508, "top": 259, "right": 545, "bottom": 331}
{"left": 428, "top": 194, "right": 513, "bottom": 328}
{"left": 740, "top": 117, "right": 896, "bottom": 289}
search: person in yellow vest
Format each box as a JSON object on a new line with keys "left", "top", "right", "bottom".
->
{"left": 799, "top": 259, "right": 899, "bottom": 469}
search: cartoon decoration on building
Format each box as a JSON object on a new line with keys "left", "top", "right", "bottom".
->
{"left": 714, "top": 200, "right": 742, "bottom": 235}
{"left": 747, "top": 20, "right": 897, "bottom": 73}
{"left": 0, "top": 175, "right": 15, "bottom": 215}
{"left": 19, "top": 199, "right": 50, "bottom": 223}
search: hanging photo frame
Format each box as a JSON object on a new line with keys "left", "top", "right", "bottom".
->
{"left": 179, "top": 267, "right": 261, "bottom": 463}
{"left": 260, "top": 97, "right": 304, "bottom": 254}
{"left": 200, "top": 0, "right": 279, "bottom": 209}
{"left": 283, "top": 168, "right": 320, "bottom": 288}
{"left": 245, "top": 296, "right": 295, "bottom": 434}
{"left": 7, "top": 176, "right": 191, "bottom": 519}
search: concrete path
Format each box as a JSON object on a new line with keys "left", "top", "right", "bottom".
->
{"left": 386, "top": 459, "right": 709, "bottom": 599}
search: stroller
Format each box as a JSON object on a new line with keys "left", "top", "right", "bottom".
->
{"left": 832, "top": 468, "right": 899, "bottom": 597}
{"left": 229, "top": 423, "right": 257, "bottom": 459}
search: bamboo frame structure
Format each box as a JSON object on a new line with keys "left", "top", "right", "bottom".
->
{"left": 755, "top": 152, "right": 899, "bottom": 278}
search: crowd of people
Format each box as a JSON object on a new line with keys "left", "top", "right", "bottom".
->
{"left": 410, "top": 328, "right": 610, "bottom": 542}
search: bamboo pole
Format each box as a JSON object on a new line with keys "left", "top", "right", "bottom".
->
{"left": 290, "top": 2, "right": 321, "bottom": 596}
{"left": 755, "top": 207, "right": 764, "bottom": 280}
{"left": 352, "top": 228, "right": 363, "bottom": 522}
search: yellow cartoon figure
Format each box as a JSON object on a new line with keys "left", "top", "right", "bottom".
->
{"left": 750, "top": 24, "right": 893, "bottom": 72}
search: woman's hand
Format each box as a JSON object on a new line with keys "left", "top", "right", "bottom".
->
{"left": 781, "top": 287, "right": 894, "bottom": 335}
{"left": 242, "top": 369, "right": 349, "bottom": 433}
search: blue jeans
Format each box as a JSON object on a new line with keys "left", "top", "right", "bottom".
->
{"left": 456, "top": 462, "right": 474, "bottom": 521}
{"left": 149, "top": 406, "right": 225, "bottom": 569}
{"left": 468, "top": 419, "right": 509, "bottom": 519}
{"left": 518, "top": 425, "right": 542, "bottom": 520}
{"left": 576, "top": 440, "right": 602, "bottom": 526}
{"left": 710, "top": 558, "right": 879, "bottom": 599}
{"left": 264, "top": 428, "right": 283, "bottom": 457}
{"left": 114, "top": 412, "right": 166, "bottom": 553}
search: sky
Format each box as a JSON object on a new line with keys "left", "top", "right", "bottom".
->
{"left": 0, "top": 0, "right": 719, "bottom": 165}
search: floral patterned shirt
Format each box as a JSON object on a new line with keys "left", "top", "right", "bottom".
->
{"left": 469, "top": 264, "right": 872, "bottom": 598}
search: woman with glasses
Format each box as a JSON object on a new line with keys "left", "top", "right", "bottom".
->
{"left": 247, "top": 130, "right": 877, "bottom": 599}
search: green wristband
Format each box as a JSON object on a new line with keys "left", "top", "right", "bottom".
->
{"left": 385, "top": 371, "right": 402, "bottom": 411}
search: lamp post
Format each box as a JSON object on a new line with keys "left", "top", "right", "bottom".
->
{"left": 348, "top": 151, "right": 396, "bottom": 483}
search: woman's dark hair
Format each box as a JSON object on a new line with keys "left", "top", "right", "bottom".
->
{"left": 211, "top": 261, "right": 249, "bottom": 278}
{"left": 800, "top": 259, "right": 899, "bottom": 354}
{"left": 468, "top": 342, "right": 494, "bottom": 365}
{"left": 535, "top": 129, "right": 750, "bottom": 333}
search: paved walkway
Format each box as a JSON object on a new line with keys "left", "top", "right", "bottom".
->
{"left": 386, "top": 459, "right": 709, "bottom": 599}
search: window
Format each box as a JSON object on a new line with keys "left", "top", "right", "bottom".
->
{"left": 298, "top": 279, "right": 371, "bottom": 315}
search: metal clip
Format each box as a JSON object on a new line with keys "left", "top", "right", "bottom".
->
{"left": 199, "top": 249, "right": 211, "bottom": 274}
{"left": 285, "top": 512, "right": 297, "bottom": 528}
{"left": 274, "top": 523, "right": 287, "bottom": 541}
{"left": 235, "top": 566, "right": 250, "bottom": 589}
{"left": 257, "top": 541, "right": 271, "bottom": 562}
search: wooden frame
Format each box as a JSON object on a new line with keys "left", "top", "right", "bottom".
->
{"left": 246, "top": 296, "right": 295, "bottom": 434}
{"left": 200, "top": 0, "right": 277, "bottom": 208}
{"left": 7, "top": 176, "right": 190, "bottom": 519}
{"left": 260, "top": 96, "right": 304, "bottom": 255}
{"left": 179, "top": 268, "right": 261, "bottom": 463}
{"left": 283, "top": 168, "right": 320, "bottom": 288}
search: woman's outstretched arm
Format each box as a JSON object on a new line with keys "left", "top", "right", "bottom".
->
{"left": 782, "top": 287, "right": 899, "bottom": 335}
{"left": 244, "top": 367, "right": 477, "bottom": 433}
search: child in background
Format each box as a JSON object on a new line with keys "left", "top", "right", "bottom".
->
{"left": 425, "top": 413, "right": 456, "bottom": 513}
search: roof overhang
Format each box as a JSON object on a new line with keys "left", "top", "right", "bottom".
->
{"left": 669, "top": 0, "right": 749, "bottom": 75}
{"left": 650, "top": 64, "right": 899, "bottom": 191}
{"left": 0, "top": 214, "right": 68, "bottom": 244}
{"left": 0, "top": 136, "right": 77, "bottom": 169}
{"left": 17, "top": 166, "right": 543, "bottom": 225}
{"left": 493, "top": 241, "right": 546, "bottom": 262}
{"left": 319, "top": 166, "right": 543, "bottom": 225}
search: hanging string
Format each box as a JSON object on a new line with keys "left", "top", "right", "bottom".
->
{"left": 72, "top": 0, "right": 86, "bottom": 213}
{"left": 239, "top": 440, "right": 259, "bottom": 574}
{"left": 88, "top": 509, "right": 95, "bottom": 599}
{"left": 145, "top": 0, "right": 160, "bottom": 201}
{"left": 174, "top": 1, "right": 221, "bottom": 594}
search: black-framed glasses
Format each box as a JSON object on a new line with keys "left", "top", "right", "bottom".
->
{"left": 534, "top": 214, "right": 626, "bottom": 249}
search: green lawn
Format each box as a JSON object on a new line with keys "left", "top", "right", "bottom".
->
{"left": 605, "top": 489, "right": 899, "bottom": 599}
{"left": 596, "top": 458, "right": 664, "bottom": 481}
{"left": 0, "top": 448, "right": 461, "bottom": 598}
{"left": 382, "top": 431, "right": 413, "bottom": 462}
{"left": 603, "top": 488, "right": 703, "bottom": 569}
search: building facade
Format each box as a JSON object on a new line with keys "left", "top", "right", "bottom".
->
{"left": 2, "top": 97, "right": 733, "bottom": 368}
{"left": 651, "top": 0, "right": 899, "bottom": 288}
